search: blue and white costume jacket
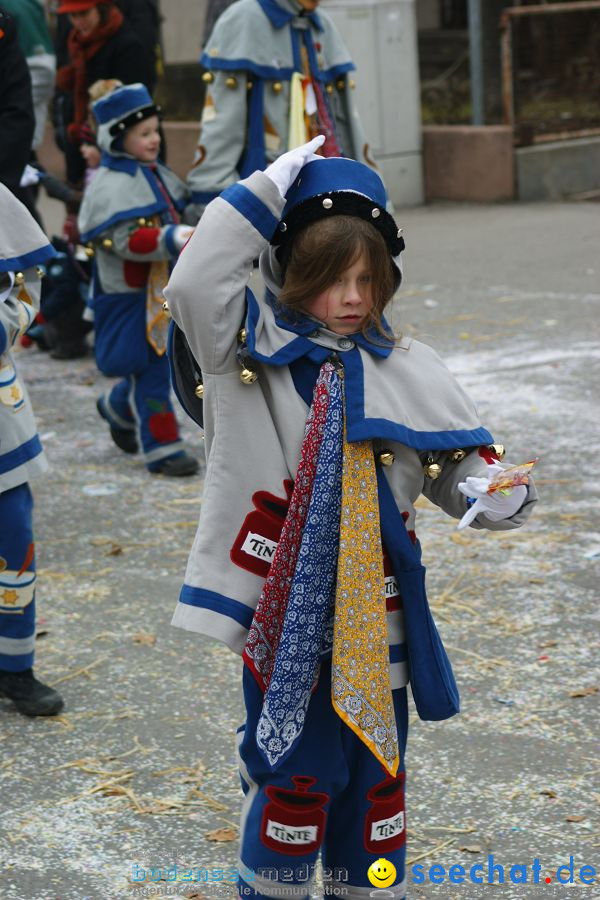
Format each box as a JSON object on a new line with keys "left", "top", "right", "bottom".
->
{"left": 0, "top": 183, "right": 56, "bottom": 493}
{"left": 186, "top": 0, "right": 374, "bottom": 218}
{"left": 164, "top": 171, "right": 537, "bottom": 694}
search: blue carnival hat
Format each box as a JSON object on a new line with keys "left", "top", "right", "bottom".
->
{"left": 271, "top": 157, "right": 405, "bottom": 276}
{"left": 93, "top": 83, "right": 160, "bottom": 154}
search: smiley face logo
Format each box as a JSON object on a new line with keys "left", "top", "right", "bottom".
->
{"left": 367, "top": 857, "right": 396, "bottom": 888}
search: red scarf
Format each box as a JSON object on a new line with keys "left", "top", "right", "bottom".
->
{"left": 56, "top": 5, "right": 124, "bottom": 143}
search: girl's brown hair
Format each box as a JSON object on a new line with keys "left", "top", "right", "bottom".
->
{"left": 278, "top": 215, "right": 396, "bottom": 342}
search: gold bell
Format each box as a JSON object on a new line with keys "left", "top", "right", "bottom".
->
{"left": 238, "top": 327, "right": 247, "bottom": 343}
{"left": 162, "top": 300, "right": 171, "bottom": 318}
{"left": 194, "top": 383, "right": 204, "bottom": 399}
{"left": 325, "top": 84, "right": 334, "bottom": 95}
{"left": 202, "top": 71, "right": 214, "bottom": 84}
{"left": 488, "top": 443, "right": 506, "bottom": 460}
{"left": 137, "top": 217, "right": 148, "bottom": 227}
{"left": 424, "top": 462, "right": 443, "bottom": 480}
{"left": 225, "top": 76, "right": 238, "bottom": 89}
{"left": 247, "top": 80, "right": 253, "bottom": 90}
{"left": 450, "top": 449, "right": 467, "bottom": 463}
{"left": 348, "top": 79, "right": 356, "bottom": 89}
{"left": 240, "top": 367, "right": 258, "bottom": 385}
{"left": 84, "top": 243, "right": 95, "bottom": 259}
{"left": 378, "top": 450, "right": 395, "bottom": 467}
{"left": 336, "top": 78, "right": 345, "bottom": 90}
{"left": 101, "top": 238, "right": 113, "bottom": 250}
{"left": 272, "top": 81, "right": 283, "bottom": 94}
{"left": 35, "top": 266, "right": 45, "bottom": 279}
{"left": 14, "top": 272, "right": 25, "bottom": 285}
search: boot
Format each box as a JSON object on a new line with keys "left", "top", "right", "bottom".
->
{"left": 0, "top": 668, "right": 64, "bottom": 717}
{"left": 97, "top": 397, "right": 139, "bottom": 454}
{"left": 151, "top": 452, "right": 199, "bottom": 477}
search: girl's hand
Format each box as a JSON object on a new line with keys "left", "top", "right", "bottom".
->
{"left": 264, "top": 135, "right": 326, "bottom": 199}
{"left": 80, "top": 144, "right": 101, "bottom": 168}
{"left": 457, "top": 464, "right": 528, "bottom": 530}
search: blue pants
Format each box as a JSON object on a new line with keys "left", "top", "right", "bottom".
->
{"left": 0, "top": 484, "right": 36, "bottom": 672}
{"left": 237, "top": 659, "right": 408, "bottom": 899}
{"left": 99, "top": 348, "right": 184, "bottom": 470}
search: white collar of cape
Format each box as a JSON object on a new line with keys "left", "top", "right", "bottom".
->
{"left": 0, "top": 183, "right": 57, "bottom": 274}
{"left": 78, "top": 154, "right": 189, "bottom": 244}
{"left": 200, "top": 0, "right": 354, "bottom": 81}
{"left": 253, "top": 246, "right": 493, "bottom": 452}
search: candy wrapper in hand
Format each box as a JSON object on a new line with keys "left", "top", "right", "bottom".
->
{"left": 487, "top": 459, "right": 538, "bottom": 495}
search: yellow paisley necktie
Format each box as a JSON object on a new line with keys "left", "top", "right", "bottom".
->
{"left": 332, "top": 421, "right": 400, "bottom": 776}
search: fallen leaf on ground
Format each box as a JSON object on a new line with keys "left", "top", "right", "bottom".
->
{"left": 569, "top": 686, "right": 598, "bottom": 698}
{"left": 205, "top": 827, "right": 237, "bottom": 842}
{"left": 132, "top": 632, "right": 157, "bottom": 646}
{"left": 459, "top": 844, "right": 482, "bottom": 853}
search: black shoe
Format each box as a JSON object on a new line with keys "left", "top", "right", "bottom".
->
{"left": 151, "top": 452, "right": 199, "bottom": 477}
{"left": 96, "top": 397, "right": 139, "bottom": 454}
{"left": 0, "top": 668, "right": 64, "bottom": 717}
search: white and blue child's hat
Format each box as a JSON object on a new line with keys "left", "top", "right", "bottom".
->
{"left": 270, "top": 157, "right": 405, "bottom": 288}
{"left": 93, "top": 83, "right": 160, "bottom": 156}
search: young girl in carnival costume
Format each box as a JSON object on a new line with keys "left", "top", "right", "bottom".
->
{"left": 78, "top": 83, "right": 198, "bottom": 476}
{"left": 164, "top": 137, "right": 538, "bottom": 898}
{"left": 0, "top": 184, "right": 63, "bottom": 716}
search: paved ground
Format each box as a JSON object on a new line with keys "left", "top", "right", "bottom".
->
{"left": 0, "top": 196, "right": 598, "bottom": 900}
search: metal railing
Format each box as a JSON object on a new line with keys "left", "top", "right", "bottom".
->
{"left": 501, "top": 1, "right": 600, "bottom": 143}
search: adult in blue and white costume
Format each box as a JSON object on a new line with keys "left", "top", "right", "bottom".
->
{"left": 185, "top": 0, "right": 378, "bottom": 223}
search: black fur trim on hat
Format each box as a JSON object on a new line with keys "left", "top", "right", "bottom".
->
{"left": 108, "top": 104, "right": 162, "bottom": 136}
{"left": 272, "top": 192, "right": 405, "bottom": 272}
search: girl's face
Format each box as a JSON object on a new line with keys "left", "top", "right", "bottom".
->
{"left": 69, "top": 7, "right": 101, "bottom": 35}
{"left": 302, "top": 251, "right": 373, "bottom": 335}
{"left": 123, "top": 116, "right": 161, "bottom": 163}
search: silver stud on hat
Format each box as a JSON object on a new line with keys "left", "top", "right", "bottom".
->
{"left": 322, "top": 197, "right": 333, "bottom": 209}
{"left": 279, "top": 222, "right": 287, "bottom": 232}
{"left": 397, "top": 227, "right": 403, "bottom": 237}
{"left": 136, "top": 111, "right": 143, "bottom": 119}
{"left": 118, "top": 122, "right": 125, "bottom": 130}
{"left": 371, "top": 208, "right": 381, "bottom": 218}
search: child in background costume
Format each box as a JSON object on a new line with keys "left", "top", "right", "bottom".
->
{"left": 164, "top": 138, "right": 537, "bottom": 899}
{"left": 78, "top": 83, "right": 198, "bottom": 476}
{"left": 0, "top": 184, "right": 63, "bottom": 717}
{"left": 185, "top": 0, "right": 378, "bottom": 223}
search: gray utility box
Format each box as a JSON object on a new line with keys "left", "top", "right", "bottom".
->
{"left": 323, "top": 0, "right": 423, "bottom": 206}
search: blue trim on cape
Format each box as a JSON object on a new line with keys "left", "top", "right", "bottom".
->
{"left": 256, "top": 0, "right": 323, "bottom": 31}
{"left": 0, "top": 242, "right": 57, "bottom": 274}
{"left": 238, "top": 80, "right": 267, "bottom": 178}
{"left": 221, "top": 184, "right": 279, "bottom": 241}
{"left": 342, "top": 348, "right": 494, "bottom": 449}
{"left": 0, "top": 322, "right": 6, "bottom": 356}
{"left": 244, "top": 294, "right": 493, "bottom": 449}
{"left": 79, "top": 166, "right": 185, "bottom": 242}
{"left": 99, "top": 152, "right": 138, "bottom": 175}
{"left": 0, "top": 435, "right": 44, "bottom": 475}
{"left": 200, "top": 53, "right": 353, "bottom": 82}
{"left": 179, "top": 585, "right": 255, "bottom": 630}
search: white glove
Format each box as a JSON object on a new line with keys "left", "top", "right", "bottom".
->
{"left": 20, "top": 164, "right": 42, "bottom": 187}
{"left": 264, "top": 135, "right": 326, "bottom": 198}
{"left": 172, "top": 225, "right": 195, "bottom": 252}
{"left": 457, "top": 464, "right": 528, "bottom": 530}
